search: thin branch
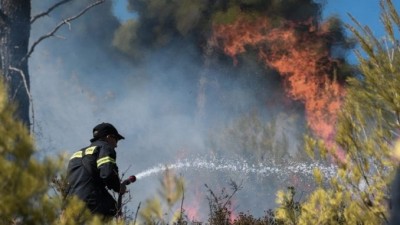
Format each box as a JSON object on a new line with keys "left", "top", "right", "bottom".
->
{"left": 222, "top": 180, "right": 242, "bottom": 209}
{"left": 179, "top": 181, "right": 185, "bottom": 223}
{"left": 30, "top": 0, "right": 73, "bottom": 24}
{"left": 9, "top": 66, "right": 35, "bottom": 133}
{"left": 121, "top": 191, "right": 133, "bottom": 221}
{"left": 23, "top": 0, "right": 105, "bottom": 62}
{"left": 121, "top": 164, "right": 133, "bottom": 180}
{"left": 133, "top": 202, "right": 141, "bottom": 225}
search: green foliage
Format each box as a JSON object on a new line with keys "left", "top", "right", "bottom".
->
{"left": 174, "top": 0, "right": 207, "bottom": 35}
{"left": 113, "top": 20, "right": 142, "bottom": 59}
{"left": 296, "top": 188, "right": 347, "bottom": 225}
{"left": 212, "top": 6, "right": 242, "bottom": 25}
{"left": 275, "top": 187, "right": 301, "bottom": 225}
{"left": 58, "top": 196, "right": 96, "bottom": 225}
{"left": 205, "top": 181, "right": 242, "bottom": 225}
{"left": 0, "top": 78, "right": 59, "bottom": 224}
{"left": 0, "top": 78, "right": 111, "bottom": 224}
{"left": 232, "top": 212, "right": 275, "bottom": 225}
{"left": 139, "top": 168, "right": 185, "bottom": 225}
{"left": 118, "top": 0, "right": 209, "bottom": 51}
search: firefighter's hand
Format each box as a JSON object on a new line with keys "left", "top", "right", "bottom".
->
{"left": 119, "top": 183, "right": 127, "bottom": 194}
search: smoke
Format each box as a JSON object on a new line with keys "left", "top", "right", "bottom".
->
{"left": 29, "top": 0, "right": 353, "bottom": 221}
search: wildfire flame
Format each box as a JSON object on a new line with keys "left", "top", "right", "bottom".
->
{"left": 184, "top": 184, "right": 238, "bottom": 223}
{"left": 185, "top": 205, "right": 201, "bottom": 222}
{"left": 184, "top": 186, "right": 202, "bottom": 221}
{"left": 211, "top": 15, "right": 345, "bottom": 148}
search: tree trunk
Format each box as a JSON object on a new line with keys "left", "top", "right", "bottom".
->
{"left": 0, "top": 0, "right": 31, "bottom": 127}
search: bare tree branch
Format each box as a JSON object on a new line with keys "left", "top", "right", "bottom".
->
{"left": 222, "top": 180, "right": 242, "bottom": 209}
{"left": 9, "top": 66, "right": 35, "bottom": 133}
{"left": 30, "top": 0, "right": 73, "bottom": 24}
{"left": 23, "top": 0, "right": 105, "bottom": 62}
{"left": 133, "top": 202, "right": 141, "bottom": 225}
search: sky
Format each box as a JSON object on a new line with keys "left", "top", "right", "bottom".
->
{"left": 322, "top": 0, "right": 400, "bottom": 43}
{"left": 323, "top": 0, "right": 385, "bottom": 29}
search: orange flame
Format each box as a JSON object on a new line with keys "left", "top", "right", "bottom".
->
{"left": 211, "top": 16, "right": 345, "bottom": 148}
{"left": 183, "top": 185, "right": 238, "bottom": 223}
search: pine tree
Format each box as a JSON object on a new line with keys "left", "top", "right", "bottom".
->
{"left": 0, "top": 76, "right": 60, "bottom": 224}
{"left": 0, "top": 78, "right": 110, "bottom": 224}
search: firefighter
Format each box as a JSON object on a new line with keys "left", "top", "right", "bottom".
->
{"left": 66, "top": 122, "right": 127, "bottom": 219}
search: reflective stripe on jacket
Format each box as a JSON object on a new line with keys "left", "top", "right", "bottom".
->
{"left": 66, "top": 140, "right": 120, "bottom": 216}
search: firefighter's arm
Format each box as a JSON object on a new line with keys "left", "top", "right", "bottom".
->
{"left": 97, "top": 145, "right": 120, "bottom": 192}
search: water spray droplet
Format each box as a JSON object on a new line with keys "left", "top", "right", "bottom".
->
{"left": 135, "top": 157, "right": 337, "bottom": 180}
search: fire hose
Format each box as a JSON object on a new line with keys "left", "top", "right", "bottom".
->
{"left": 117, "top": 175, "right": 136, "bottom": 218}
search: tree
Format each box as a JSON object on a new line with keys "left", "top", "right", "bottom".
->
{"left": 0, "top": 0, "right": 104, "bottom": 129}
{"left": 0, "top": 77, "right": 90, "bottom": 224}
{"left": 275, "top": 0, "right": 400, "bottom": 224}
{"left": 0, "top": 0, "right": 31, "bottom": 126}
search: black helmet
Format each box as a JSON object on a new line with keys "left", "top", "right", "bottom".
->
{"left": 90, "top": 122, "right": 125, "bottom": 142}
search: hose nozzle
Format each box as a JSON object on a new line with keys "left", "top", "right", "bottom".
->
{"left": 122, "top": 175, "right": 136, "bottom": 185}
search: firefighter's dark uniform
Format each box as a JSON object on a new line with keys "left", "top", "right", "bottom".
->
{"left": 66, "top": 139, "right": 121, "bottom": 217}
{"left": 390, "top": 168, "right": 400, "bottom": 225}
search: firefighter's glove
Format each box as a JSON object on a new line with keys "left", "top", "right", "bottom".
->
{"left": 120, "top": 183, "right": 127, "bottom": 194}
